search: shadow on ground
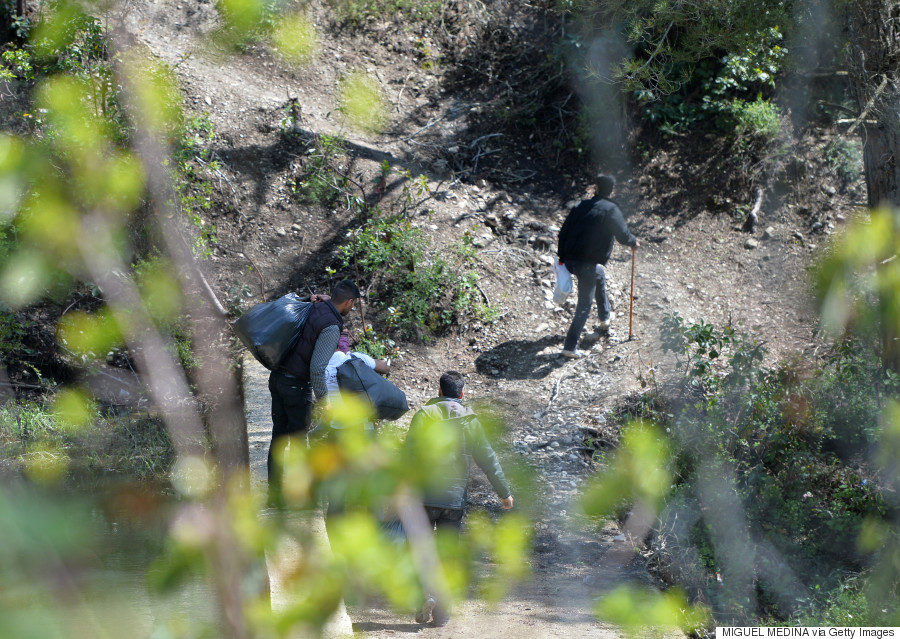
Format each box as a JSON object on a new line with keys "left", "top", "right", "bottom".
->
{"left": 474, "top": 335, "right": 568, "bottom": 380}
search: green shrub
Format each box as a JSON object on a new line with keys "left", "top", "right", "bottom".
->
{"left": 290, "top": 133, "right": 349, "bottom": 206}
{"left": 824, "top": 137, "right": 863, "bottom": 186}
{"left": 0, "top": 47, "right": 34, "bottom": 82}
{"left": 36, "top": 11, "right": 130, "bottom": 142}
{"left": 353, "top": 326, "right": 398, "bottom": 360}
{"left": 0, "top": 399, "right": 174, "bottom": 482}
{"left": 729, "top": 96, "right": 782, "bottom": 146}
{"left": 0, "top": 307, "right": 28, "bottom": 361}
{"left": 630, "top": 315, "right": 893, "bottom": 621}
{"left": 340, "top": 218, "right": 492, "bottom": 339}
{"left": 634, "top": 25, "right": 787, "bottom": 137}
{"left": 171, "top": 113, "right": 219, "bottom": 258}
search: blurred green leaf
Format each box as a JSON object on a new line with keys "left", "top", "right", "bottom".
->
{"left": 595, "top": 586, "right": 709, "bottom": 637}
{"left": 121, "top": 52, "right": 183, "bottom": 138}
{"left": 580, "top": 422, "right": 672, "bottom": 519}
{"left": 31, "top": 1, "right": 87, "bottom": 60}
{"left": 0, "top": 249, "right": 53, "bottom": 308}
{"left": 134, "top": 258, "right": 184, "bottom": 324}
{"left": 338, "top": 71, "right": 388, "bottom": 134}
{"left": 272, "top": 13, "right": 318, "bottom": 65}
{"left": 51, "top": 387, "right": 96, "bottom": 434}
{"left": 57, "top": 307, "right": 124, "bottom": 358}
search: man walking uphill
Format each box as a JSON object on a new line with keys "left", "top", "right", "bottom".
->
{"left": 403, "top": 370, "right": 514, "bottom": 626}
{"left": 267, "top": 279, "right": 360, "bottom": 508}
{"left": 557, "top": 174, "right": 639, "bottom": 358}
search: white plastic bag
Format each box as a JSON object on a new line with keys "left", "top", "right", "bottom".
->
{"left": 553, "top": 261, "right": 572, "bottom": 305}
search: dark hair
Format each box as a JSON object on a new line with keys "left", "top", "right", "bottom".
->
{"left": 596, "top": 174, "right": 616, "bottom": 199}
{"left": 331, "top": 279, "right": 361, "bottom": 305}
{"left": 439, "top": 371, "right": 466, "bottom": 399}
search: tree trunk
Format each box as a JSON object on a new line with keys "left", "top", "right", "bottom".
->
{"left": 846, "top": 0, "right": 900, "bottom": 208}
{"left": 16, "top": 1, "right": 24, "bottom": 17}
{"left": 845, "top": 0, "right": 900, "bottom": 369}
{"left": 861, "top": 123, "right": 900, "bottom": 209}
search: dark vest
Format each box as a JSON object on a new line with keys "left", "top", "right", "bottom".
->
{"left": 280, "top": 300, "right": 344, "bottom": 379}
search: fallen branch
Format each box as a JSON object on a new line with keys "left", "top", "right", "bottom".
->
{"left": 742, "top": 188, "right": 763, "bottom": 233}
{"left": 848, "top": 74, "right": 888, "bottom": 135}
{"left": 474, "top": 281, "right": 490, "bottom": 306}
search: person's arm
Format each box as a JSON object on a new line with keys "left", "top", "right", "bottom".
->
{"left": 468, "top": 418, "right": 512, "bottom": 503}
{"left": 557, "top": 209, "right": 573, "bottom": 262}
{"left": 310, "top": 325, "right": 341, "bottom": 399}
{"left": 609, "top": 206, "right": 638, "bottom": 248}
{"left": 374, "top": 359, "right": 390, "bottom": 375}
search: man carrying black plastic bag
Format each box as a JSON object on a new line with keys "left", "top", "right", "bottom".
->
{"left": 267, "top": 280, "right": 360, "bottom": 508}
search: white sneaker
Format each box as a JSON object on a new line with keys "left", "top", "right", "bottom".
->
{"left": 597, "top": 319, "right": 611, "bottom": 331}
{"left": 561, "top": 349, "right": 584, "bottom": 359}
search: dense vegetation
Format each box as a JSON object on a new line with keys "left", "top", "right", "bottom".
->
{"left": 1, "top": 0, "right": 899, "bottom": 635}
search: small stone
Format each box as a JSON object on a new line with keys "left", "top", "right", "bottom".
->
{"left": 744, "top": 238, "right": 759, "bottom": 249}
{"left": 763, "top": 226, "right": 775, "bottom": 240}
{"left": 550, "top": 440, "right": 560, "bottom": 448}
{"left": 276, "top": 227, "right": 287, "bottom": 236}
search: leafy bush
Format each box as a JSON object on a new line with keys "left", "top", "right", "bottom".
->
{"left": 617, "top": 315, "right": 893, "bottom": 622}
{"left": 340, "top": 217, "right": 492, "bottom": 339}
{"left": 728, "top": 96, "right": 782, "bottom": 147}
{"left": 290, "top": 133, "right": 349, "bottom": 206}
{"left": 0, "top": 398, "right": 173, "bottom": 482}
{"left": 35, "top": 11, "right": 130, "bottom": 142}
{"left": 0, "top": 47, "right": 34, "bottom": 81}
{"left": 0, "top": 307, "right": 28, "bottom": 361}
{"left": 171, "top": 113, "right": 220, "bottom": 258}
{"left": 824, "top": 137, "right": 863, "bottom": 186}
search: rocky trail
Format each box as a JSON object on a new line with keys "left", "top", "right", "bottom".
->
{"left": 122, "top": 0, "right": 828, "bottom": 635}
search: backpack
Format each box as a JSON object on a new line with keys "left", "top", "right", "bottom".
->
{"left": 233, "top": 293, "right": 313, "bottom": 370}
{"left": 336, "top": 355, "right": 409, "bottom": 421}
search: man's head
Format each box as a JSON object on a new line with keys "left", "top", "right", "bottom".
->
{"left": 439, "top": 370, "right": 466, "bottom": 399}
{"left": 596, "top": 174, "right": 616, "bottom": 199}
{"left": 331, "top": 280, "right": 361, "bottom": 316}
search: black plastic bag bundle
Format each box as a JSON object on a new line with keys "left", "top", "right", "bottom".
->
{"left": 233, "top": 293, "right": 313, "bottom": 370}
{"left": 337, "top": 356, "right": 409, "bottom": 421}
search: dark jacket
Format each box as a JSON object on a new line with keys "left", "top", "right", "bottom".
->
{"left": 280, "top": 300, "right": 344, "bottom": 379}
{"left": 557, "top": 196, "right": 637, "bottom": 265}
{"left": 403, "top": 397, "right": 511, "bottom": 510}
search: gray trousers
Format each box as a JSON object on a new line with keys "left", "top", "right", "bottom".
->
{"left": 563, "top": 260, "right": 611, "bottom": 351}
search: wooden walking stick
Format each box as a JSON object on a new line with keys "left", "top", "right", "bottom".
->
{"left": 628, "top": 247, "right": 636, "bottom": 340}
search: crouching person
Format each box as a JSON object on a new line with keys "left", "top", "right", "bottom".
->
{"left": 402, "top": 370, "right": 514, "bottom": 626}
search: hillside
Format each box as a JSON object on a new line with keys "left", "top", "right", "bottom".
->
{"left": 116, "top": 0, "right": 862, "bottom": 633}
